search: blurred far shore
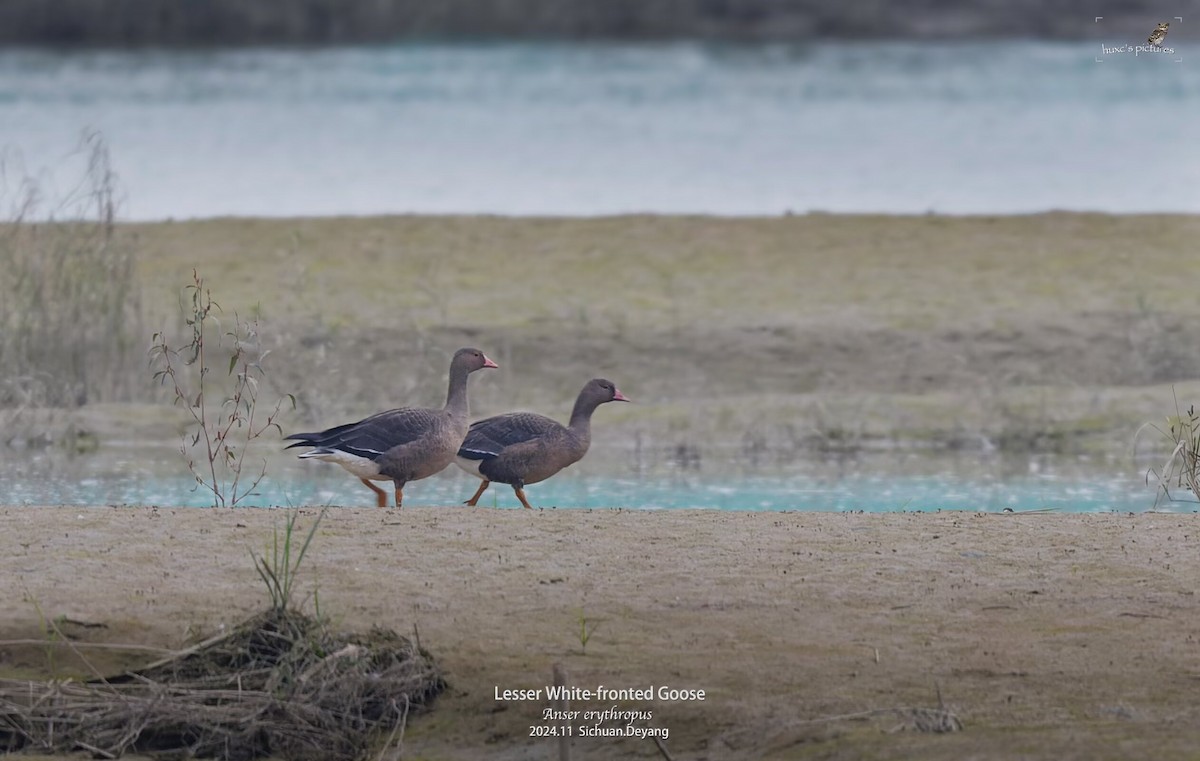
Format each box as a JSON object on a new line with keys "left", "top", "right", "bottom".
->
{"left": 0, "top": 0, "right": 1176, "bottom": 47}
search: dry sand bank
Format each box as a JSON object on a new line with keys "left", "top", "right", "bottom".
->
{"left": 3, "top": 505, "right": 1200, "bottom": 760}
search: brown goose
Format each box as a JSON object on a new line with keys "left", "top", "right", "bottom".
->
{"left": 285, "top": 347, "right": 497, "bottom": 507}
{"left": 455, "top": 378, "right": 629, "bottom": 509}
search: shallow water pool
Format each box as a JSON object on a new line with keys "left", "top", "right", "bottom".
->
{"left": 0, "top": 446, "right": 1182, "bottom": 513}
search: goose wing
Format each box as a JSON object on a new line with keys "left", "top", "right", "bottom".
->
{"left": 286, "top": 407, "right": 439, "bottom": 461}
{"left": 457, "top": 412, "right": 560, "bottom": 461}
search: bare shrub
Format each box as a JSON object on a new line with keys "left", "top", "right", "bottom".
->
{"left": 149, "top": 270, "right": 294, "bottom": 507}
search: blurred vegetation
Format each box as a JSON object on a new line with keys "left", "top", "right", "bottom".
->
{"left": 0, "top": 207, "right": 1196, "bottom": 461}
{"left": 0, "top": 133, "right": 142, "bottom": 416}
{"left": 0, "top": 0, "right": 1165, "bottom": 46}
{"left": 115, "top": 211, "right": 1200, "bottom": 462}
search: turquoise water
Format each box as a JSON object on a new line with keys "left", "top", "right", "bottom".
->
{"left": 0, "top": 448, "right": 1178, "bottom": 512}
{"left": 0, "top": 41, "right": 1196, "bottom": 219}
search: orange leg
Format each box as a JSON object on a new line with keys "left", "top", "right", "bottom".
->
{"left": 464, "top": 479, "right": 490, "bottom": 506}
{"left": 514, "top": 487, "right": 534, "bottom": 510}
{"left": 394, "top": 484, "right": 404, "bottom": 508}
{"left": 360, "top": 478, "right": 387, "bottom": 508}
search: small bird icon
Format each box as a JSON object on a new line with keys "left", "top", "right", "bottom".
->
{"left": 1148, "top": 22, "right": 1169, "bottom": 47}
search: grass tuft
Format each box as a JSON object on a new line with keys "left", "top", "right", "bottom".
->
{"left": 252, "top": 508, "right": 326, "bottom": 614}
{"left": 1139, "top": 390, "right": 1200, "bottom": 508}
{"left": 0, "top": 132, "right": 141, "bottom": 422}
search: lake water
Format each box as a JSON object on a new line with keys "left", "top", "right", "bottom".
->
{"left": 0, "top": 445, "right": 1182, "bottom": 513}
{"left": 0, "top": 41, "right": 1197, "bottom": 219}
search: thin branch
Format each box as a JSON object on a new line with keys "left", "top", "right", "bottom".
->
{"left": 0, "top": 640, "right": 177, "bottom": 655}
{"left": 652, "top": 736, "right": 675, "bottom": 761}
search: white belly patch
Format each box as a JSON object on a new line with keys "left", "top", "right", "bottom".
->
{"left": 453, "top": 456, "right": 486, "bottom": 478}
{"left": 300, "top": 449, "right": 386, "bottom": 480}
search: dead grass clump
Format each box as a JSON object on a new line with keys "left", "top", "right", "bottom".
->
{"left": 0, "top": 607, "right": 444, "bottom": 760}
{"left": 1141, "top": 394, "right": 1200, "bottom": 509}
{"left": 0, "top": 132, "right": 142, "bottom": 413}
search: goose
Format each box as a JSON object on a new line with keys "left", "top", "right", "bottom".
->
{"left": 286, "top": 347, "right": 497, "bottom": 507}
{"left": 456, "top": 378, "right": 628, "bottom": 509}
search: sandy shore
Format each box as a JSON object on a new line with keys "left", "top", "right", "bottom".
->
{"left": 4, "top": 505, "right": 1200, "bottom": 760}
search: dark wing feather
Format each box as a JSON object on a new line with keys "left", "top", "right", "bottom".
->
{"left": 285, "top": 417, "right": 368, "bottom": 447}
{"left": 458, "top": 412, "right": 560, "bottom": 460}
{"left": 285, "top": 407, "right": 440, "bottom": 461}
